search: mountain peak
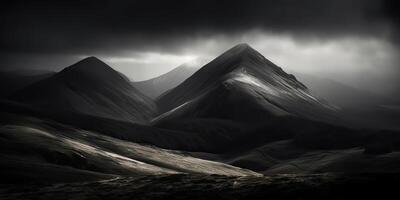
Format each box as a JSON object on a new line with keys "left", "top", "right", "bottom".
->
{"left": 70, "top": 56, "right": 108, "bottom": 70}
{"left": 80, "top": 56, "right": 102, "bottom": 63}
{"left": 221, "top": 43, "right": 264, "bottom": 63}
{"left": 59, "top": 56, "right": 117, "bottom": 77}
{"left": 233, "top": 43, "right": 251, "bottom": 49}
{"left": 157, "top": 43, "right": 318, "bottom": 115}
{"left": 12, "top": 56, "right": 156, "bottom": 123}
{"left": 51, "top": 56, "right": 132, "bottom": 88}
{"left": 229, "top": 43, "right": 256, "bottom": 54}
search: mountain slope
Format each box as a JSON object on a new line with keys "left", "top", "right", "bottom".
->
{"left": 293, "top": 72, "right": 392, "bottom": 109}
{"left": 0, "top": 112, "right": 259, "bottom": 183}
{"left": 156, "top": 44, "right": 336, "bottom": 123}
{"left": 0, "top": 70, "right": 55, "bottom": 98}
{"left": 132, "top": 59, "right": 206, "bottom": 99}
{"left": 12, "top": 57, "right": 156, "bottom": 123}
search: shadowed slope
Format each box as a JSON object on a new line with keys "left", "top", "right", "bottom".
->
{"left": 156, "top": 44, "right": 336, "bottom": 123}
{"left": 12, "top": 57, "right": 156, "bottom": 123}
{"left": 0, "top": 112, "right": 259, "bottom": 184}
{"left": 0, "top": 70, "right": 55, "bottom": 98}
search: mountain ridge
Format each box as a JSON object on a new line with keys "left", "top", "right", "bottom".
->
{"left": 156, "top": 43, "right": 335, "bottom": 123}
{"left": 12, "top": 56, "right": 157, "bottom": 123}
{"left": 132, "top": 58, "right": 207, "bottom": 99}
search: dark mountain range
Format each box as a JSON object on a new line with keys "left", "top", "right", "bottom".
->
{"left": 292, "top": 72, "right": 393, "bottom": 109}
{"left": 2, "top": 44, "right": 400, "bottom": 200}
{"left": 291, "top": 72, "right": 400, "bottom": 130}
{"left": 132, "top": 59, "right": 207, "bottom": 99}
{"left": 12, "top": 57, "right": 156, "bottom": 123}
{"left": 156, "top": 44, "right": 337, "bottom": 123}
{"left": 0, "top": 70, "right": 55, "bottom": 98}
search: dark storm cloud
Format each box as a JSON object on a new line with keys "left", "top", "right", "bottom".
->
{"left": 1, "top": 0, "right": 400, "bottom": 97}
{"left": 1, "top": 0, "right": 399, "bottom": 56}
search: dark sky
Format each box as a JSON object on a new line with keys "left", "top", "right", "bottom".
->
{"left": 1, "top": 0, "right": 399, "bottom": 95}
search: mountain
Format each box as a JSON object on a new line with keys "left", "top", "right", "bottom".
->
{"left": 292, "top": 72, "right": 392, "bottom": 109}
{"left": 12, "top": 57, "right": 156, "bottom": 123}
{"left": 2, "top": 47, "right": 400, "bottom": 198}
{"left": 156, "top": 44, "right": 336, "bottom": 123}
{"left": 132, "top": 58, "right": 207, "bottom": 99}
{"left": 288, "top": 72, "right": 400, "bottom": 130}
{"left": 0, "top": 70, "right": 55, "bottom": 98}
{"left": 5, "top": 69, "right": 55, "bottom": 76}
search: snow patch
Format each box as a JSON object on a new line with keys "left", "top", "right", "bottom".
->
{"left": 229, "top": 72, "right": 280, "bottom": 97}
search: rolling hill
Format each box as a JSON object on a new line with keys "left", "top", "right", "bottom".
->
{"left": 0, "top": 112, "right": 258, "bottom": 184}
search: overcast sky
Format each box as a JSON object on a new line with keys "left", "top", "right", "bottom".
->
{"left": 1, "top": 0, "right": 399, "bottom": 96}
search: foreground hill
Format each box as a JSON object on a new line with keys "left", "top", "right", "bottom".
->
{"left": 0, "top": 112, "right": 258, "bottom": 184}
{"left": 2, "top": 172, "right": 400, "bottom": 200}
{"left": 12, "top": 57, "right": 156, "bottom": 123}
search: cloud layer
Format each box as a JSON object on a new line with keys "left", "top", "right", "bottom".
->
{"left": 1, "top": 0, "right": 399, "bottom": 95}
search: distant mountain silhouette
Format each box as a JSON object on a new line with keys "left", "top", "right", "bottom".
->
{"left": 293, "top": 72, "right": 393, "bottom": 109}
{"left": 0, "top": 70, "right": 55, "bottom": 98}
{"left": 156, "top": 44, "right": 336, "bottom": 123}
{"left": 12, "top": 57, "right": 156, "bottom": 123}
{"left": 132, "top": 58, "right": 207, "bottom": 99}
